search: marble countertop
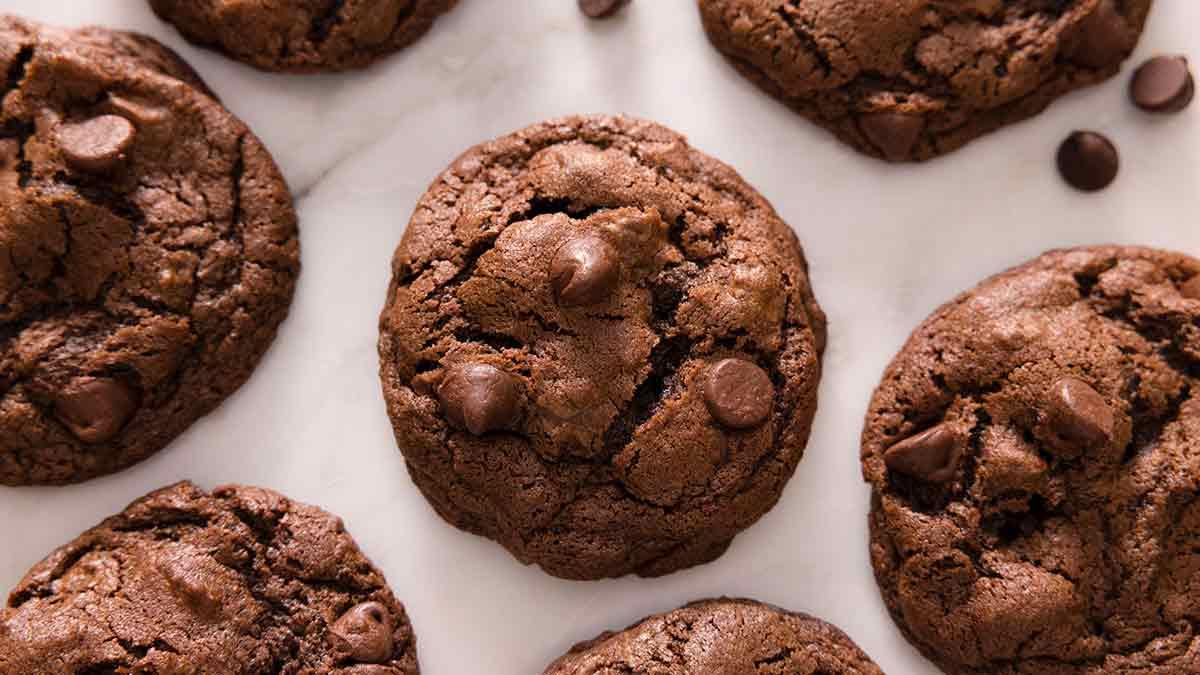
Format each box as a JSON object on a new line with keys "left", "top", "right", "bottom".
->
{"left": 1, "top": 2, "right": 1197, "bottom": 673}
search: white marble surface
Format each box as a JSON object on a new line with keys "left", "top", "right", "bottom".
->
{"left": 1, "top": 1, "right": 1198, "bottom": 673}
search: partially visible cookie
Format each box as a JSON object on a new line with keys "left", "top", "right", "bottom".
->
{"left": 698, "top": 0, "right": 1153, "bottom": 161}
{"left": 0, "top": 16, "right": 299, "bottom": 485}
{"left": 149, "top": 0, "right": 460, "bottom": 72}
{"left": 544, "top": 598, "right": 883, "bottom": 674}
{"left": 378, "top": 114, "right": 826, "bottom": 580}
{"left": 0, "top": 482, "right": 419, "bottom": 673}
{"left": 863, "top": 246, "right": 1200, "bottom": 673}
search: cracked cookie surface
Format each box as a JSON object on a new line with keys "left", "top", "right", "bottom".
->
{"left": 543, "top": 598, "right": 883, "bottom": 674}
{"left": 0, "top": 16, "right": 299, "bottom": 485}
{"left": 378, "top": 114, "right": 826, "bottom": 580}
{"left": 862, "top": 246, "right": 1200, "bottom": 673}
{"left": 0, "top": 481, "right": 419, "bottom": 674}
{"left": 149, "top": 0, "right": 460, "bottom": 73}
{"left": 698, "top": 0, "right": 1153, "bottom": 161}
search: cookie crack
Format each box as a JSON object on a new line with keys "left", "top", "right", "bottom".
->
{"left": 307, "top": 0, "right": 347, "bottom": 44}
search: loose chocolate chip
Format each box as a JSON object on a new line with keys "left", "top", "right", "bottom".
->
{"left": 330, "top": 602, "right": 394, "bottom": 664}
{"left": 858, "top": 112, "right": 924, "bottom": 162}
{"left": 702, "top": 358, "right": 774, "bottom": 430}
{"left": 1131, "top": 56, "right": 1194, "bottom": 113}
{"left": 1065, "top": 0, "right": 1131, "bottom": 68}
{"left": 56, "top": 115, "right": 136, "bottom": 173}
{"left": 1047, "top": 377, "right": 1114, "bottom": 447}
{"left": 437, "top": 363, "right": 520, "bottom": 435}
{"left": 884, "top": 424, "right": 963, "bottom": 483}
{"left": 550, "top": 236, "right": 620, "bottom": 306}
{"left": 1057, "top": 131, "right": 1119, "bottom": 192}
{"left": 53, "top": 377, "right": 139, "bottom": 444}
{"left": 579, "top": 0, "right": 629, "bottom": 19}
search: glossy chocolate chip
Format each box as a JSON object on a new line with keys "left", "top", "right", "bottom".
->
{"left": 330, "top": 602, "right": 394, "bottom": 664}
{"left": 1047, "top": 377, "right": 1114, "bottom": 447}
{"left": 702, "top": 358, "right": 774, "bottom": 430}
{"left": 859, "top": 112, "right": 924, "bottom": 161}
{"left": 53, "top": 377, "right": 139, "bottom": 444}
{"left": 1066, "top": 0, "right": 1131, "bottom": 68}
{"left": 884, "top": 424, "right": 964, "bottom": 483}
{"left": 579, "top": 0, "right": 629, "bottom": 19}
{"left": 550, "top": 236, "right": 620, "bottom": 306}
{"left": 437, "top": 363, "right": 520, "bottom": 435}
{"left": 57, "top": 115, "right": 136, "bottom": 173}
{"left": 1057, "top": 131, "right": 1119, "bottom": 192}
{"left": 1131, "top": 56, "right": 1194, "bottom": 113}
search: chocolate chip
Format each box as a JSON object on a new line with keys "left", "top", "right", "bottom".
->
{"left": 1065, "top": 0, "right": 1131, "bottom": 68}
{"left": 550, "top": 236, "right": 620, "bottom": 306}
{"left": 330, "top": 602, "right": 394, "bottom": 664}
{"left": 1131, "top": 56, "right": 1194, "bottom": 113}
{"left": 1180, "top": 276, "right": 1200, "bottom": 300}
{"left": 1047, "top": 377, "right": 1114, "bottom": 447}
{"left": 702, "top": 358, "right": 774, "bottom": 430}
{"left": 858, "top": 112, "right": 924, "bottom": 161}
{"left": 56, "top": 115, "right": 136, "bottom": 173}
{"left": 1057, "top": 131, "right": 1119, "bottom": 192}
{"left": 884, "top": 424, "right": 963, "bottom": 483}
{"left": 579, "top": 0, "right": 629, "bottom": 19}
{"left": 53, "top": 377, "right": 139, "bottom": 444}
{"left": 437, "top": 363, "right": 520, "bottom": 435}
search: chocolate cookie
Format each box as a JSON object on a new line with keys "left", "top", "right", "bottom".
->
{"left": 544, "top": 598, "right": 883, "bottom": 674}
{"left": 0, "top": 16, "right": 299, "bottom": 485}
{"left": 149, "top": 0, "right": 460, "bottom": 73}
{"left": 698, "top": 0, "right": 1153, "bottom": 162}
{"left": 0, "top": 482, "right": 419, "bottom": 673}
{"left": 378, "top": 115, "right": 826, "bottom": 580}
{"left": 862, "top": 246, "right": 1200, "bottom": 673}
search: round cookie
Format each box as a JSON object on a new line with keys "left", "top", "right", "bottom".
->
{"left": 698, "top": 0, "right": 1153, "bottom": 162}
{"left": 862, "top": 246, "right": 1200, "bottom": 673}
{"left": 0, "top": 16, "right": 300, "bottom": 485}
{"left": 0, "top": 482, "right": 419, "bottom": 673}
{"left": 149, "top": 0, "right": 461, "bottom": 73}
{"left": 544, "top": 598, "right": 883, "bottom": 674}
{"left": 378, "top": 115, "right": 826, "bottom": 580}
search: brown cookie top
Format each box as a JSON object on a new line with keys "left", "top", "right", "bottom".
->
{"left": 378, "top": 115, "right": 826, "bottom": 580}
{"left": 0, "top": 16, "right": 299, "bottom": 485}
{"left": 149, "top": 0, "right": 460, "bottom": 73}
{"left": 0, "top": 482, "right": 419, "bottom": 673}
{"left": 543, "top": 598, "right": 883, "bottom": 674}
{"left": 862, "top": 246, "right": 1200, "bottom": 673}
{"left": 698, "top": 0, "right": 1153, "bottom": 162}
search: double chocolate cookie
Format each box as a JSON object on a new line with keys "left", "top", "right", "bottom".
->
{"left": 0, "top": 482, "right": 419, "bottom": 673}
{"left": 149, "top": 0, "right": 460, "bottom": 73}
{"left": 0, "top": 16, "right": 299, "bottom": 485}
{"left": 378, "top": 115, "right": 826, "bottom": 580}
{"left": 698, "top": 0, "right": 1153, "bottom": 161}
{"left": 544, "top": 598, "right": 883, "bottom": 674}
{"left": 863, "top": 246, "right": 1200, "bottom": 673}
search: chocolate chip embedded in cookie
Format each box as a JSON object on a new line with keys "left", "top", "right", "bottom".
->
{"left": 378, "top": 115, "right": 826, "bottom": 580}
{"left": 55, "top": 115, "right": 137, "bottom": 173}
{"left": 698, "top": 0, "right": 1153, "bottom": 162}
{"left": 0, "top": 16, "right": 299, "bottom": 485}
{"left": 702, "top": 357, "right": 774, "bottom": 429}
{"left": 149, "top": 0, "right": 460, "bottom": 73}
{"left": 0, "top": 482, "right": 420, "bottom": 673}
{"left": 331, "top": 602, "right": 397, "bottom": 665}
{"left": 862, "top": 245, "right": 1200, "bottom": 674}
{"left": 544, "top": 598, "right": 883, "bottom": 674}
